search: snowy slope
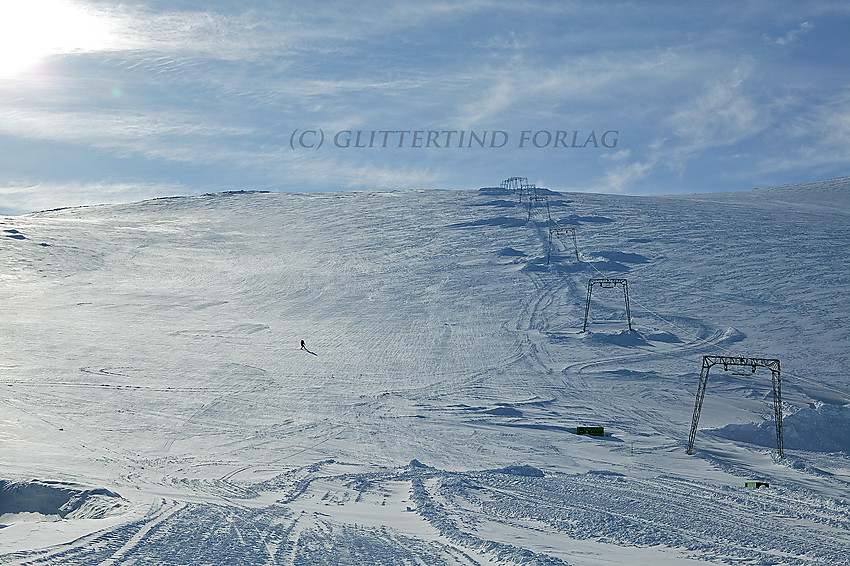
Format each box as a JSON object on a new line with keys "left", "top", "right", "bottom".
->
{"left": 1, "top": 179, "right": 849, "bottom": 565}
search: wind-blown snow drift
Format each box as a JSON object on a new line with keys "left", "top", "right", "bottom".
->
{"left": 0, "top": 479, "right": 125, "bottom": 520}
{"left": 714, "top": 403, "right": 850, "bottom": 454}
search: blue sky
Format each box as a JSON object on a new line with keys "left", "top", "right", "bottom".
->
{"left": 0, "top": 1, "right": 848, "bottom": 213}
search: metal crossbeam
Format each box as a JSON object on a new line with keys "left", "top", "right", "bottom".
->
{"left": 548, "top": 228, "right": 578, "bottom": 263}
{"left": 583, "top": 278, "right": 631, "bottom": 332}
{"left": 687, "top": 355, "right": 783, "bottom": 458}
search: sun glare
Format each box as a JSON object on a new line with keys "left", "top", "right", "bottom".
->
{"left": 0, "top": 0, "right": 114, "bottom": 78}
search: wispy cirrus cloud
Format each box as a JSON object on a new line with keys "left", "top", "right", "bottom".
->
{"left": 453, "top": 49, "right": 681, "bottom": 126}
{"left": 664, "top": 63, "right": 768, "bottom": 157}
{"left": 1, "top": 1, "right": 849, "bottom": 211}
{"left": 757, "top": 88, "right": 850, "bottom": 174}
{"left": 597, "top": 160, "right": 655, "bottom": 194}
{"left": 763, "top": 21, "right": 814, "bottom": 46}
{"left": 92, "top": 0, "right": 519, "bottom": 60}
{"left": 282, "top": 154, "right": 444, "bottom": 191}
{"left": 0, "top": 180, "right": 188, "bottom": 215}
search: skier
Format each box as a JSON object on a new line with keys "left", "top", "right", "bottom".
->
{"left": 300, "top": 339, "right": 306, "bottom": 350}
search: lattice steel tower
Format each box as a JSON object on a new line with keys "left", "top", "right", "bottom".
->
{"left": 528, "top": 195, "right": 551, "bottom": 221}
{"left": 687, "top": 355, "right": 784, "bottom": 458}
{"left": 548, "top": 228, "right": 579, "bottom": 263}
{"left": 583, "top": 278, "right": 632, "bottom": 332}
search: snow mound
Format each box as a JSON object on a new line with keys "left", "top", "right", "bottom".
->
{"left": 593, "top": 250, "right": 650, "bottom": 264}
{"left": 0, "top": 480, "right": 125, "bottom": 520}
{"left": 477, "top": 187, "right": 510, "bottom": 196}
{"left": 497, "top": 247, "right": 525, "bottom": 257}
{"left": 719, "top": 326, "right": 747, "bottom": 344}
{"left": 585, "top": 329, "right": 650, "bottom": 347}
{"left": 483, "top": 406, "right": 523, "bottom": 417}
{"left": 713, "top": 403, "right": 850, "bottom": 454}
{"left": 644, "top": 331, "right": 681, "bottom": 343}
{"left": 492, "top": 465, "right": 544, "bottom": 477}
{"left": 601, "top": 369, "right": 659, "bottom": 380}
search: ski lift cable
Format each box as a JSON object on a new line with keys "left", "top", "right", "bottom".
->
{"left": 588, "top": 257, "right": 850, "bottom": 401}
{"left": 553, "top": 218, "right": 850, "bottom": 402}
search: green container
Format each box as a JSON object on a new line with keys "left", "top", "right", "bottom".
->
{"left": 745, "top": 481, "right": 769, "bottom": 489}
{"left": 577, "top": 426, "right": 604, "bottom": 437}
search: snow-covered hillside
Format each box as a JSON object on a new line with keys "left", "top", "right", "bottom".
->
{"left": 1, "top": 179, "right": 849, "bottom": 565}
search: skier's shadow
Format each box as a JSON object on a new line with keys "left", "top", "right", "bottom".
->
{"left": 301, "top": 347, "right": 318, "bottom": 356}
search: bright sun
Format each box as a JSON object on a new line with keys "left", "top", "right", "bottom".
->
{"left": 0, "top": 0, "right": 114, "bottom": 78}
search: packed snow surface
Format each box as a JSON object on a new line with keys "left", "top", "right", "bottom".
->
{"left": 1, "top": 178, "right": 849, "bottom": 564}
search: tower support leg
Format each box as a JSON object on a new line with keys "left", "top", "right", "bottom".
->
{"left": 687, "top": 358, "right": 711, "bottom": 455}
{"left": 772, "top": 366, "right": 784, "bottom": 458}
{"left": 583, "top": 282, "right": 593, "bottom": 332}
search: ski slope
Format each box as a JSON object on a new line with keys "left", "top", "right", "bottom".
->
{"left": 1, "top": 178, "right": 849, "bottom": 564}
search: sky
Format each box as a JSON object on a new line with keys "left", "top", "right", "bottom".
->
{"left": 0, "top": 1, "right": 848, "bottom": 214}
